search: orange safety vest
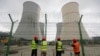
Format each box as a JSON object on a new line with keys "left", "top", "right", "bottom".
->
{"left": 73, "top": 42, "right": 80, "bottom": 53}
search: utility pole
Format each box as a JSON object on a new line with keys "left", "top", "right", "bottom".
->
{"left": 78, "top": 15, "right": 85, "bottom": 56}
{"left": 5, "top": 14, "right": 18, "bottom": 56}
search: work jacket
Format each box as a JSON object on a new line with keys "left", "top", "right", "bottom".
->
{"left": 41, "top": 41, "right": 48, "bottom": 51}
{"left": 57, "top": 41, "right": 63, "bottom": 51}
{"left": 73, "top": 41, "right": 80, "bottom": 53}
{"left": 31, "top": 40, "right": 37, "bottom": 50}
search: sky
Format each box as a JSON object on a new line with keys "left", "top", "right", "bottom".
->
{"left": 0, "top": 0, "right": 100, "bottom": 41}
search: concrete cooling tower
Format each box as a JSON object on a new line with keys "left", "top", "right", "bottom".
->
{"left": 56, "top": 23, "right": 62, "bottom": 37}
{"left": 14, "top": 1, "right": 42, "bottom": 40}
{"left": 39, "top": 22, "right": 44, "bottom": 37}
{"left": 60, "top": 2, "right": 89, "bottom": 40}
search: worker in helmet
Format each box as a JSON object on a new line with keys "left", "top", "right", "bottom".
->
{"left": 72, "top": 38, "right": 80, "bottom": 56}
{"left": 56, "top": 37, "right": 63, "bottom": 56}
{"left": 41, "top": 37, "right": 48, "bottom": 56}
{"left": 31, "top": 35, "right": 38, "bottom": 56}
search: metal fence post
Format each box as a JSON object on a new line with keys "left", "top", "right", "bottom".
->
{"left": 78, "top": 15, "right": 85, "bottom": 56}
{"left": 5, "top": 14, "right": 18, "bottom": 56}
{"left": 5, "top": 14, "right": 14, "bottom": 56}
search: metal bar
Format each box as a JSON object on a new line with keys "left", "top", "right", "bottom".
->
{"left": 8, "top": 14, "right": 13, "bottom": 23}
{"left": 78, "top": 15, "right": 85, "bottom": 56}
{"left": 78, "top": 15, "right": 83, "bottom": 24}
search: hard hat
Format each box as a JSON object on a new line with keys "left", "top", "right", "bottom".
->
{"left": 57, "top": 37, "right": 61, "bottom": 41}
{"left": 73, "top": 38, "right": 77, "bottom": 42}
{"left": 42, "top": 36, "right": 46, "bottom": 41}
{"left": 33, "top": 35, "right": 38, "bottom": 40}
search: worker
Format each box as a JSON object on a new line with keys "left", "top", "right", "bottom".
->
{"left": 56, "top": 37, "right": 63, "bottom": 56}
{"left": 71, "top": 38, "right": 80, "bottom": 56}
{"left": 31, "top": 35, "right": 38, "bottom": 56}
{"left": 41, "top": 37, "right": 48, "bottom": 56}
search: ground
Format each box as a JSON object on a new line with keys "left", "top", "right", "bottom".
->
{"left": 0, "top": 45, "right": 100, "bottom": 56}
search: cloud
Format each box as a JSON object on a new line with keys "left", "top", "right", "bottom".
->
{"left": 0, "top": 25, "right": 9, "bottom": 32}
{"left": 81, "top": 8, "right": 97, "bottom": 14}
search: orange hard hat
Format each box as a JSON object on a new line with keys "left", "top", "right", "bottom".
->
{"left": 33, "top": 35, "right": 38, "bottom": 40}
{"left": 73, "top": 38, "right": 77, "bottom": 42}
{"left": 42, "top": 36, "right": 46, "bottom": 41}
{"left": 57, "top": 37, "right": 61, "bottom": 41}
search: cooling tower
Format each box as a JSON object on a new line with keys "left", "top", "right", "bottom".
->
{"left": 61, "top": 2, "right": 89, "bottom": 40}
{"left": 39, "top": 22, "right": 44, "bottom": 37}
{"left": 14, "top": 1, "right": 42, "bottom": 40}
{"left": 56, "top": 23, "right": 62, "bottom": 37}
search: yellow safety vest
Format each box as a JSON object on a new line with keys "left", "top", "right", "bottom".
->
{"left": 31, "top": 40, "right": 37, "bottom": 49}
{"left": 57, "top": 41, "right": 62, "bottom": 51}
{"left": 41, "top": 41, "right": 47, "bottom": 51}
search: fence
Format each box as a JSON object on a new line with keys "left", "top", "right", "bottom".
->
{"left": 0, "top": 13, "right": 100, "bottom": 56}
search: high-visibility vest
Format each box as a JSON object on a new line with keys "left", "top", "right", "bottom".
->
{"left": 57, "top": 41, "right": 63, "bottom": 51}
{"left": 31, "top": 40, "right": 37, "bottom": 49}
{"left": 41, "top": 41, "right": 47, "bottom": 51}
{"left": 73, "top": 42, "right": 80, "bottom": 53}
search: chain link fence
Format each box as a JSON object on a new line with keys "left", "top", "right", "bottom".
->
{"left": 0, "top": 14, "right": 100, "bottom": 56}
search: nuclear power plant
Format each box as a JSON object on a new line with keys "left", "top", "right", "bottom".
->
{"left": 14, "top": 1, "right": 89, "bottom": 41}
{"left": 60, "top": 2, "right": 89, "bottom": 40}
{"left": 14, "top": 1, "right": 42, "bottom": 40}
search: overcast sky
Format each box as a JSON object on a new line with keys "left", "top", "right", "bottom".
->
{"left": 0, "top": 0, "right": 100, "bottom": 41}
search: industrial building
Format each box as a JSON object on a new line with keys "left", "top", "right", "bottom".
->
{"left": 39, "top": 22, "right": 44, "bottom": 37}
{"left": 14, "top": 1, "right": 42, "bottom": 40}
{"left": 56, "top": 23, "right": 62, "bottom": 37}
{"left": 60, "top": 2, "right": 89, "bottom": 40}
